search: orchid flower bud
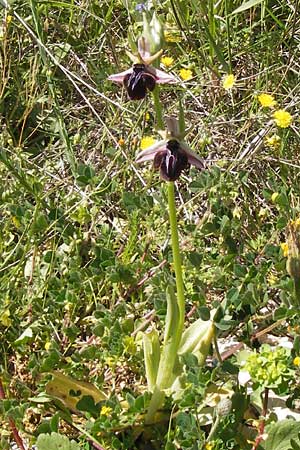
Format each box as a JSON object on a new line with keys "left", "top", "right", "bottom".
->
{"left": 143, "top": 11, "right": 165, "bottom": 55}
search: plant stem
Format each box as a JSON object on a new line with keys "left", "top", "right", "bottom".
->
{"left": 152, "top": 86, "right": 164, "bottom": 130}
{"left": 0, "top": 378, "right": 27, "bottom": 450}
{"left": 167, "top": 182, "right": 185, "bottom": 326}
{"left": 145, "top": 182, "right": 185, "bottom": 423}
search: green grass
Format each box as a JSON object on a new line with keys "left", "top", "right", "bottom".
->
{"left": 0, "top": 0, "right": 300, "bottom": 449}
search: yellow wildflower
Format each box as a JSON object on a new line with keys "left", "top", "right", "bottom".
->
{"left": 267, "top": 272, "right": 278, "bottom": 286}
{"left": 161, "top": 56, "right": 174, "bottom": 67}
{"left": 273, "top": 109, "right": 293, "bottom": 128}
{"left": 205, "top": 443, "right": 213, "bottom": 450}
{"left": 179, "top": 68, "right": 193, "bottom": 81}
{"left": 258, "top": 93, "right": 277, "bottom": 108}
{"left": 100, "top": 405, "right": 113, "bottom": 416}
{"left": 222, "top": 74, "right": 236, "bottom": 90}
{"left": 293, "top": 356, "right": 300, "bottom": 367}
{"left": 145, "top": 112, "right": 151, "bottom": 121}
{"left": 265, "top": 134, "right": 281, "bottom": 149}
{"left": 271, "top": 192, "right": 279, "bottom": 202}
{"left": 45, "top": 341, "right": 51, "bottom": 351}
{"left": 0, "top": 309, "right": 11, "bottom": 327}
{"left": 140, "top": 136, "right": 156, "bottom": 149}
{"left": 281, "top": 242, "right": 289, "bottom": 257}
{"left": 118, "top": 138, "right": 125, "bottom": 146}
{"left": 291, "top": 218, "right": 300, "bottom": 228}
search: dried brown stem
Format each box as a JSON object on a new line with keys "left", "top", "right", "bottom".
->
{"left": 0, "top": 378, "right": 27, "bottom": 450}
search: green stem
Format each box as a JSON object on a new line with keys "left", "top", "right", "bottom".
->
{"left": 152, "top": 86, "right": 164, "bottom": 130}
{"left": 145, "top": 182, "right": 185, "bottom": 424}
{"left": 167, "top": 182, "right": 185, "bottom": 325}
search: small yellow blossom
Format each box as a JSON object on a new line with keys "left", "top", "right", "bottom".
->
{"left": 293, "top": 356, "right": 300, "bottom": 367}
{"left": 179, "top": 68, "right": 193, "bottom": 81}
{"left": 0, "top": 309, "right": 11, "bottom": 327}
{"left": 265, "top": 134, "right": 281, "bottom": 149}
{"left": 273, "top": 109, "right": 293, "bottom": 128}
{"left": 258, "top": 93, "right": 277, "bottom": 108}
{"left": 140, "top": 136, "right": 156, "bottom": 149}
{"left": 267, "top": 272, "right": 278, "bottom": 286}
{"left": 291, "top": 218, "right": 300, "bottom": 228}
{"left": 6, "top": 15, "right": 12, "bottom": 24}
{"left": 45, "top": 341, "right": 51, "bottom": 351}
{"left": 145, "top": 112, "right": 151, "bottom": 121}
{"left": 161, "top": 56, "right": 174, "bottom": 67}
{"left": 205, "top": 443, "right": 213, "bottom": 450}
{"left": 222, "top": 74, "right": 236, "bottom": 90}
{"left": 118, "top": 138, "right": 125, "bottom": 146}
{"left": 281, "top": 242, "right": 289, "bottom": 257}
{"left": 100, "top": 405, "right": 113, "bottom": 416}
{"left": 271, "top": 192, "right": 279, "bottom": 202}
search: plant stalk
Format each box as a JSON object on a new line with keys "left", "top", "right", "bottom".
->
{"left": 145, "top": 182, "right": 185, "bottom": 423}
{"left": 0, "top": 378, "right": 27, "bottom": 450}
{"left": 167, "top": 182, "right": 185, "bottom": 326}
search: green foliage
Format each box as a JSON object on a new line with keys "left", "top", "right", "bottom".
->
{"left": 243, "top": 344, "right": 295, "bottom": 393}
{"left": 0, "top": 0, "right": 300, "bottom": 448}
{"left": 264, "top": 420, "right": 300, "bottom": 450}
{"left": 36, "top": 432, "right": 81, "bottom": 450}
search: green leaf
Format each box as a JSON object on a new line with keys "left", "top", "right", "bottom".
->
{"left": 36, "top": 432, "right": 80, "bottom": 450}
{"left": 143, "top": 328, "right": 160, "bottom": 391}
{"left": 231, "top": 0, "right": 264, "bottom": 15}
{"left": 45, "top": 371, "right": 107, "bottom": 413}
{"left": 265, "top": 420, "right": 300, "bottom": 450}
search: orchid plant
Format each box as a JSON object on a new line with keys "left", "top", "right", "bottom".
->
{"left": 108, "top": 11, "right": 215, "bottom": 424}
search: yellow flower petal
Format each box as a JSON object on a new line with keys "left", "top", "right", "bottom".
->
{"left": 161, "top": 56, "right": 174, "bottom": 67}
{"left": 222, "top": 74, "right": 236, "bottom": 90}
{"left": 265, "top": 134, "right": 281, "bottom": 149}
{"left": 258, "top": 93, "right": 277, "bottom": 108}
{"left": 281, "top": 242, "right": 289, "bottom": 257}
{"left": 179, "top": 68, "right": 193, "bottom": 81}
{"left": 293, "top": 356, "right": 300, "bottom": 367}
{"left": 100, "top": 406, "right": 113, "bottom": 416}
{"left": 140, "top": 136, "right": 156, "bottom": 150}
{"left": 273, "top": 109, "right": 293, "bottom": 128}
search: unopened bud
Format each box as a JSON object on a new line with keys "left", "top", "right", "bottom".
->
{"left": 216, "top": 398, "right": 232, "bottom": 417}
{"left": 143, "top": 11, "right": 165, "bottom": 55}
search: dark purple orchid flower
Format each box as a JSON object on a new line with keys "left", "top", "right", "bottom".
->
{"left": 108, "top": 37, "right": 177, "bottom": 101}
{"left": 136, "top": 118, "right": 204, "bottom": 182}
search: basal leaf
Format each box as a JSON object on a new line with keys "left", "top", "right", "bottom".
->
{"left": 231, "top": 0, "right": 264, "bottom": 14}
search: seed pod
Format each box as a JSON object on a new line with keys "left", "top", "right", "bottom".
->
{"left": 216, "top": 398, "right": 232, "bottom": 417}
